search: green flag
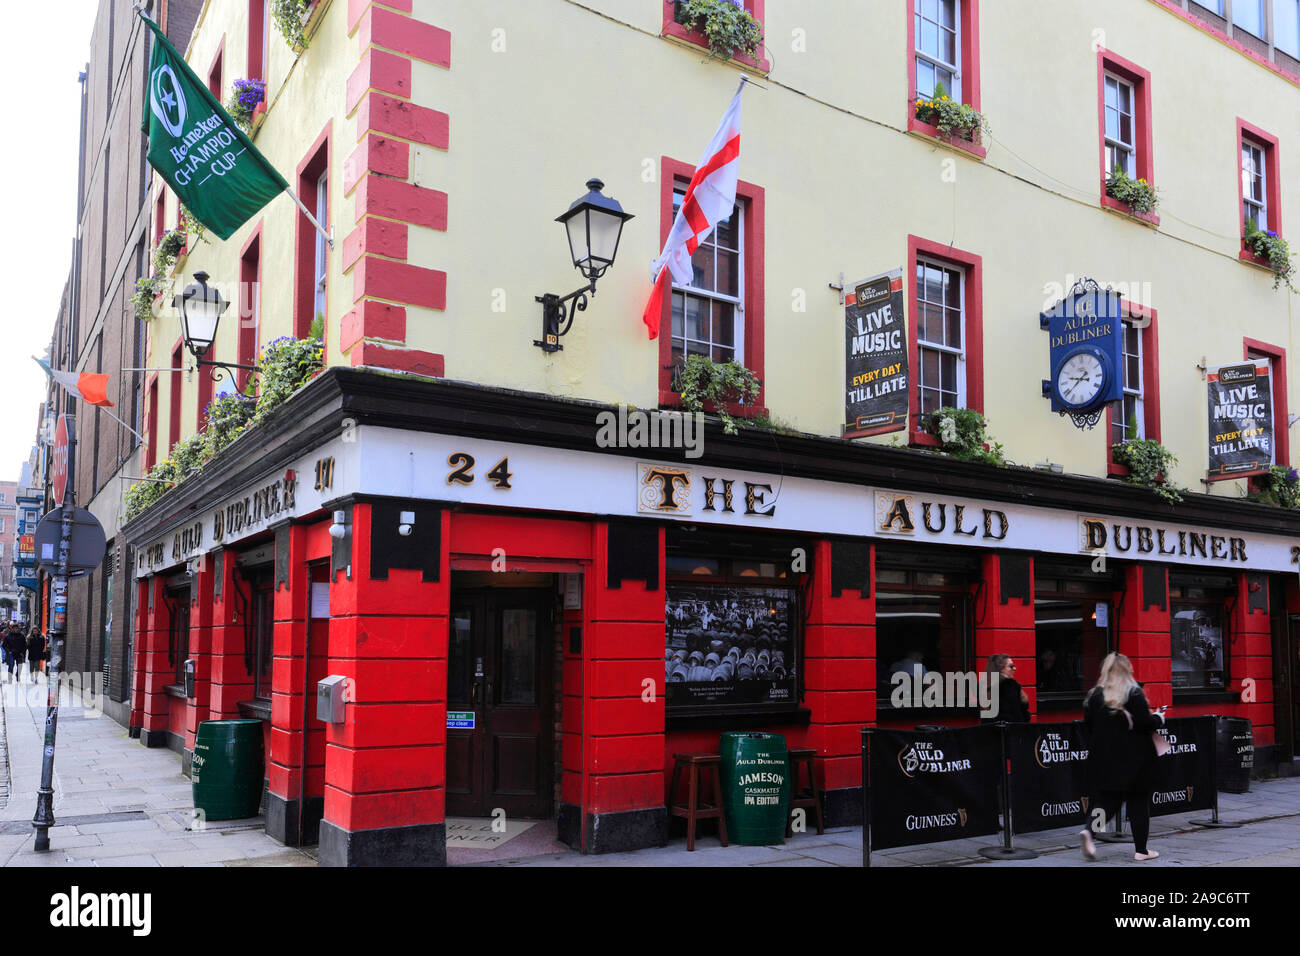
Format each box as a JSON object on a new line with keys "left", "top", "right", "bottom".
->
{"left": 140, "top": 14, "right": 288, "bottom": 240}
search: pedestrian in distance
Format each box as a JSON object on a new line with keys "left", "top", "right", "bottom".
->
{"left": 1080, "top": 652, "right": 1167, "bottom": 862}
{"left": 26, "top": 631, "right": 47, "bottom": 684}
{"left": 3, "top": 627, "right": 25, "bottom": 682}
{"left": 982, "top": 653, "right": 1030, "bottom": 723}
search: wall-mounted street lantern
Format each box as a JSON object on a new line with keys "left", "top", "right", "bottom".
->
{"left": 175, "top": 271, "right": 259, "bottom": 383}
{"left": 534, "top": 178, "right": 634, "bottom": 353}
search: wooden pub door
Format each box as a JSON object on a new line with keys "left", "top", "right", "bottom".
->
{"left": 446, "top": 589, "right": 555, "bottom": 818}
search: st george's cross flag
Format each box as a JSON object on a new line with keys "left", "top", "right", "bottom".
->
{"left": 35, "top": 358, "right": 113, "bottom": 407}
{"left": 139, "top": 13, "right": 288, "bottom": 240}
{"left": 641, "top": 80, "right": 746, "bottom": 339}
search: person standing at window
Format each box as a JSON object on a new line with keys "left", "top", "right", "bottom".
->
{"left": 1079, "top": 653, "right": 1167, "bottom": 862}
{"left": 982, "top": 653, "right": 1029, "bottom": 723}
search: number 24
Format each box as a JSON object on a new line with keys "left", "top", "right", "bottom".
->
{"left": 447, "top": 453, "right": 512, "bottom": 490}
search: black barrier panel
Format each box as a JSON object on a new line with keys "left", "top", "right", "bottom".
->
{"left": 870, "top": 726, "right": 1001, "bottom": 850}
{"left": 1216, "top": 716, "right": 1253, "bottom": 794}
{"left": 1005, "top": 721, "right": 1091, "bottom": 835}
{"left": 1149, "top": 716, "right": 1215, "bottom": 817}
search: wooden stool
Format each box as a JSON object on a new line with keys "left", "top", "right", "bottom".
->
{"left": 669, "top": 753, "right": 728, "bottom": 851}
{"left": 787, "top": 748, "right": 825, "bottom": 836}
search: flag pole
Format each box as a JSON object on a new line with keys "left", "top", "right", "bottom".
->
{"left": 286, "top": 187, "right": 334, "bottom": 248}
{"left": 97, "top": 407, "right": 146, "bottom": 444}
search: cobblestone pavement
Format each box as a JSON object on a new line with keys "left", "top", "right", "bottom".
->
{"left": 0, "top": 674, "right": 314, "bottom": 867}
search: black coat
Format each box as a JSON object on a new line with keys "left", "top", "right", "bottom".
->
{"left": 982, "top": 676, "right": 1030, "bottom": 723}
{"left": 1083, "top": 684, "right": 1165, "bottom": 792}
{"left": 2, "top": 631, "right": 25, "bottom": 659}
{"left": 26, "top": 634, "right": 46, "bottom": 663}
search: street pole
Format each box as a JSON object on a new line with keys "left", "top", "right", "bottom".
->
{"left": 33, "top": 427, "right": 74, "bottom": 852}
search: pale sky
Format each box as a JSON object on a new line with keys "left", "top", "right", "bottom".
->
{"left": 0, "top": 2, "right": 99, "bottom": 483}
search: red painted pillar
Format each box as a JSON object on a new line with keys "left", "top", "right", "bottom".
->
{"left": 803, "top": 538, "right": 874, "bottom": 825}
{"left": 1231, "top": 572, "right": 1274, "bottom": 746}
{"left": 182, "top": 558, "right": 216, "bottom": 774}
{"left": 138, "top": 576, "right": 173, "bottom": 748}
{"left": 128, "top": 578, "right": 151, "bottom": 735}
{"left": 976, "top": 554, "right": 1036, "bottom": 716}
{"left": 1118, "top": 564, "right": 1171, "bottom": 707}
{"left": 208, "top": 550, "right": 250, "bottom": 720}
{"left": 318, "top": 504, "right": 450, "bottom": 866}
{"left": 565, "top": 521, "right": 665, "bottom": 854}
{"left": 267, "top": 524, "right": 311, "bottom": 844}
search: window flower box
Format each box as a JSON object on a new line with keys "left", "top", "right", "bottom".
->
{"left": 1102, "top": 167, "right": 1161, "bottom": 226}
{"left": 911, "top": 82, "right": 989, "bottom": 159}
{"left": 1242, "top": 222, "right": 1296, "bottom": 291}
{"left": 666, "top": 0, "right": 769, "bottom": 71}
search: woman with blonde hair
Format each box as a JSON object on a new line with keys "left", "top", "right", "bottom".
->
{"left": 1079, "top": 652, "right": 1167, "bottom": 862}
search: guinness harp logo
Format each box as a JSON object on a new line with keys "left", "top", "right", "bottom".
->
{"left": 1081, "top": 795, "right": 1090, "bottom": 814}
{"left": 957, "top": 807, "right": 968, "bottom": 827}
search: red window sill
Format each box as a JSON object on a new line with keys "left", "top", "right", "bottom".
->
{"left": 1238, "top": 247, "right": 1273, "bottom": 269}
{"left": 658, "top": 392, "right": 768, "bottom": 422}
{"left": 907, "top": 116, "right": 987, "bottom": 159}
{"left": 1107, "top": 462, "right": 1130, "bottom": 478}
{"left": 908, "top": 430, "right": 941, "bottom": 449}
{"left": 661, "top": 20, "right": 771, "bottom": 73}
{"left": 1100, "top": 194, "right": 1160, "bottom": 227}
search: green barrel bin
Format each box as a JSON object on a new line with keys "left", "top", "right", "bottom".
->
{"left": 192, "top": 719, "right": 265, "bottom": 821}
{"left": 720, "top": 732, "right": 789, "bottom": 845}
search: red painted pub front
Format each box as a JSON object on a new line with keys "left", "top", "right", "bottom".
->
{"left": 122, "top": 369, "right": 1300, "bottom": 864}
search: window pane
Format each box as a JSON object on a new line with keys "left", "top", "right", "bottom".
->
{"left": 1105, "top": 107, "right": 1118, "bottom": 141}
{"left": 916, "top": 59, "right": 935, "bottom": 98}
{"left": 935, "top": 65, "right": 954, "bottom": 93}
{"left": 923, "top": 265, "right": 944, "bottom": 303}
{"left": 691, "top": 243, "right": 715, "bottom": 291}
{"left": 1127, "top": 353, "right": 1139, "bottom": 386}
{"left": 712, "top": 301, "right": 734, "bottom": 347}
{"left": 671, "top": 292, "right": 684, "bottom": 337}
{"left": 939, "top": 0, "right": 955, "bottom": 29}
{"left": 1233, "top": 0, "right": 1264, "bottom": 35}
{"left": 921, "top": 19, "right": 939, "bottom": 57}
{"left": 1119, "top": 112, "right": 1132, "bottom": 146}
{"left": 717, "top": 247, "right": 738, "bottom": 297}
{"left": 921, "top": 0, "right": 939, "bottom": 22}
{"left": 1171, "top": 603, "right": 1226, "bottom": 690}
{"left": 499, "top": 608, "right": 537, "bottom": 705}
{"left": 941, "top": 28, "right": 956, "bottom": 65}
{"left": 685, "top": 296, "right": 706, "bottom": 340}
{"left": 922, "top": 349, "right": 940, "bottom": 388}
{"left": 1276, "top": 0, "right": 1300, "bottom": 57}
{"left": 946, "top": 305, "right": 962, "bottom": 348}
{"left": 715, "top": 207, "right": 738, "bottom": 249}
{"left": 877, "top": 591, "right": 969, "bottom": 702}
{"left": 943, "top": 268, "right": 960, "bottom": 308}
{"left": 712, "top": 344, "right": 735, "bottom": 363}
{"left": 1104, "top": 77, "right": 1117, "bottom": 108}
{"left": 940, "top": 352, "right": 958, "bottom": 394}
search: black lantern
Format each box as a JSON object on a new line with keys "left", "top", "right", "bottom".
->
{"left": 174, "top": 271, "right": 257, "bottom": 383}
{"left": 535, "top": 178, "right": 634, "bottom": 353}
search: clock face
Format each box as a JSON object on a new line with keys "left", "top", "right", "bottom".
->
{"left": 1056, "top": 351, "right": 1105, "bottom": 407}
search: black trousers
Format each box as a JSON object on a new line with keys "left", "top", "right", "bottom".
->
{"left": 1096, "top": 788, "right": 1151, "bottom": 853}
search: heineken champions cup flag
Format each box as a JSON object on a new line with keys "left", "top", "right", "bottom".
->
{"left": 140, "top": 15, "right": 288, "bottom": 240}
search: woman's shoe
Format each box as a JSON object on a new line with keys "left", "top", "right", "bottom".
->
{"left": 1134, "top": 849, "right": 1160, "bottom": 861}
{"left": 1079, "top": 829, "right": 1097, "bottom": 861}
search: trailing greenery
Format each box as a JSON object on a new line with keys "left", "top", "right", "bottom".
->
{"left": 272, "top": 0, "right": 311, "bottom": 51}
{"left": 674, "top": 0, "right": 764, "bottom": 61}
{"left": 225, "top": 78, "right": 266, "bottom": 131}
{"left": 130, "top": 275, "right": 164, "bottom": 323}
{"left": 924, "top": 407, "right": 1006, "bottom": 465}
{"left": 1244, "top": 217, "right": 1296, "bottom": 292}
{"left": 673, "top": 354, "right": 761, "bottom": 435}
{"left": 180, "top": 204, "right": 207, "bottom": 245}
{"left": 913, "top": 81, "right": 990, "bottom": 143}
{"left": 1112, "top": 438, "right": 1185, "bottom": 503}
{"left": 1248, "top": 465, "right": 1300, "bottom": 509}
{"left": 1125, "top": 410, "right": 1141, "bottom": 440}
{"left": 153, "top": 227, "right": 186, "bottom": 273}
{"left": 309, "top": 312, "right": 324, "bottom": 340}
{"left": 1105, "top": 164, "right": 1160, "bottom": 215}
{"left": 123, "top": 336, "right": 324, "bottom": 522}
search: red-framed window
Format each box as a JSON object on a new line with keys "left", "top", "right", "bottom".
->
{"left": 661, "top": 1, "right": 770, "bottom": 72}
{"left": 1097, "top": 50, "right": 1157, "bottom": 224}
{"left": 169, "top": 341, "right": 183, "bottom": 456}
{"left": 656, "top": 155, "right": 766, "bottom": 415}
{"left": 207, "top": 40, "right": 224, "bottom": 101}
{"left": 1106, "top": 303, "right": 1161, "bottom": 474}
{"left": 238, "top": 227, "right": 262, "bottom": 394}
{"left": 906, "top": 235, "right": 983, "bottom": 447}
{"left": 1237, "top": 119, "right": 1281, "bottom": 261}
{"left": 294, "top": 126, "right": 330, "bottom": 342}
{"left": 154, "top": 192, "right": 166, "bottom": 243}
{"left": 906, "top": 0, "right": 983, "bottom": 157}
{"left": 1244, "top": 337, "right": 1289, "bottom": 468}
{"left": 247, "top": 0, "right": 269, "bottom": 81}
{"left": 144, "top": 376, "right": 159, "bottom": 472}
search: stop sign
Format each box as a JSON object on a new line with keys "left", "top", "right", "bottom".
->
{"left": 52, "top": 415, "right": 74, "bottom": 506}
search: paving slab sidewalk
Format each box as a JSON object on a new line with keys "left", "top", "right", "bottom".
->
{"left": 0, "top": 674, "right": 314, "bottom": 867}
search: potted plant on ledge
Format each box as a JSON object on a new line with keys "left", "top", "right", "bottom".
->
{"left": 671, "top": 354, "right": 761, "bottom": 435}
{"left": 1243, "top": 218, "right": 1296, "bottom": 292}
{"left": 673, "top": 0, "right": 764, "bottom": 62}
{"left": 1104, "top": 165, "right": 1160, "bottom": 221}
{"left": 1111, "top": 437, "right": 1185, "bottom": 503}
{"left": 923, "top": 407, "right": 1006, "bottom": 465}
{"left": 913, "top": 81, "right": 990, "bottom": 148}
{"left": 226, "top": 79, "right": 267, "bottom": 133}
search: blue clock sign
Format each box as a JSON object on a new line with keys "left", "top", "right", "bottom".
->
{"left": 1039, "top": 280, "right": 1124, "bottom": 429}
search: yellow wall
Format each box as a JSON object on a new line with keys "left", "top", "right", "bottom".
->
{"left": 149, "top": 0, "right": 1300, "bottom": 500}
